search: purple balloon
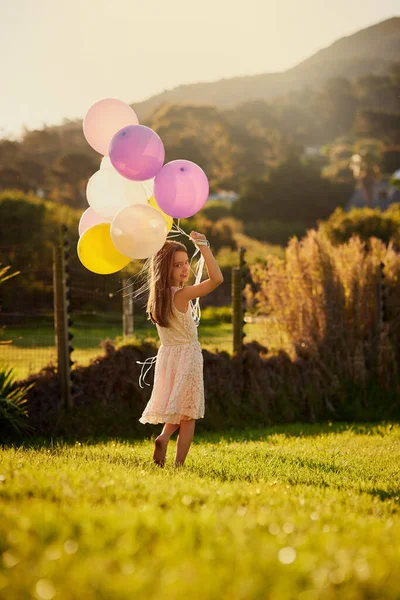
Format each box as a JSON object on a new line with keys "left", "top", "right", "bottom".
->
{"left": 153, "top": 160, "right": 209, "bottom": 218}
{"left": 109, "top": 125, "right": 165, "bottom": 181}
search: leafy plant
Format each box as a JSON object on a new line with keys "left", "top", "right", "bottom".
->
{"left": 0, "top": 263, "right": 19, "bottom": 286}
{"left": 0, "top": 365, "right": 34, "bottom": 436}
{"left": 0, "top": 263, "right": 20, "bottom": 346}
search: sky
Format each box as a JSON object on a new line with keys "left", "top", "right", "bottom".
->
{"left": 0, "top": 0, "right": 398, "bottom": 139}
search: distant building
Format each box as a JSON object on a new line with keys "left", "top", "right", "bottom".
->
{"left": 304, "top": 146, "right": 322, "bottom": 158}
{"left": 345, "top": 180, "right": 400, "bottom": 211}
{"left": 208, "top": 190, "right": 239, "bottom": 204}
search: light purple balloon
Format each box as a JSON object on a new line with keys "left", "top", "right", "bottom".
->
{"left": 153, "top": 160, "right": 209, "bottom": 218}
{"left": 109, "top": 125, "right": 165, "bottom": 181}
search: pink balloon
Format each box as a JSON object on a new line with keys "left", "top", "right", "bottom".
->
{"left": 78, "top": 208, "right": 108, "bottom": 236}
{"left": 153, "top": 160, "right": 209, "bottom": 218}
{"left": 83, "top": 99, "right": 139, "bottom": 156}
{"left": 109, "top": 125, "right": 165, "bottom": 181}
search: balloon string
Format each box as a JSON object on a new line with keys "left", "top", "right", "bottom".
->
{"left": 136, "top": 355, "right": 158, "bottom": 389}
{"left": 168, "top": 222, "right": 204, "bottom": 327}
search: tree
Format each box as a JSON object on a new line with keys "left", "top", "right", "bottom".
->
{"left": 201, "top": 201, "right": 231, "bottom": 221}
{"left": 0, "top": 195, "right": 46, "bottom": 248}
{"left": 353, "top": 109, "right": 400, "bottom": 144}
{"left": 148, "top": 103, "right": 266, "bottom": 190}
{"left": 233, "top": 152, "right": 352, "bottom": 226}
{"left": 52, "top": 153, "right": 98, "bottom": 207}
{"left": 381, "top": 147, "right": 400, "bottom": 175}
{"left": 0, "top": 141, "right": 19, "bottom": 166}
{"left": 317, "top": 78, "right": 358, "bottom": 140}
{"left": 355, "top": 74, "right": 399, "bottom": 112}
{"left": 16, "top": 159, "right": 47, "bottom": 191}
{"left": 0, "top": 168, "right": 28, "bottom": 192}
{"left": 21, "top": 129, "right": 62, "bottom": 162}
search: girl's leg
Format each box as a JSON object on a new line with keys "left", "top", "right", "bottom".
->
{"left": 174, "top": 419, "right": 195, "bottom": 466}
{"left": 153, "top": 423, "right": 180, "bottom": 466}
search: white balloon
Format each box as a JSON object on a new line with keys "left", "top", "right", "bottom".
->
{"left": 392, "top": 169, "right": 400, "bottom": 180}
{"left": 111, "top": 204, "right": 167, "bottom": 259}
{"left": 86, "top": 168, "right": 148, "bottom": 221}
{"left": 100, "top": 156, "right": 112, "bottom": 170}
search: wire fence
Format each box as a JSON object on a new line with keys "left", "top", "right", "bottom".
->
{"left": 2, "top": 233, "right": 398, "bottom": 383}
{"left": 0, "top": 257, "right": 154, "bottom": 380}
{"left": 0, "top": 242, "right": 234, "bottom": 380}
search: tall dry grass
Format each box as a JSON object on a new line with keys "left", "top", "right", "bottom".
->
{"left": 250, "top": 230, "right": 400, "bottom": 392}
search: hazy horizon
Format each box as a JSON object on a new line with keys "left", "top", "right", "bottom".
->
{"left": 1, "top": 0, "right": 399, "bottom": 140}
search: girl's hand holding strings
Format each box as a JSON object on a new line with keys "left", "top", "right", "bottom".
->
{"left": 189, "top": 231, "right": 207, "bottom": 244}
{"left": 174, "top": 230, "right": 223, "bottom": 306}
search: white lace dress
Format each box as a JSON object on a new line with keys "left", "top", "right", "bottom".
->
{"left": 139, "top": 286, "right": 205, "bottom": 424}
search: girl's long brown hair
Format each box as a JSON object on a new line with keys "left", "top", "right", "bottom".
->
{"left": 146, "top": 240, "right": 188, "bottom": 327}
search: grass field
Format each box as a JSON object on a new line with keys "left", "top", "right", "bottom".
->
{"left": 1, "top": 423, "right": 399, "bottom": 599}
{"left": 0, "top": 312, "right": 274, "bottom": 380}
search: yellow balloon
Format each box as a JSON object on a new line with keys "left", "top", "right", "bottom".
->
{"left": 148, "top": 196, "right": 173, "bottom": 232}
{"left": 77, "top": 223, "right": 131, "bottom": 274}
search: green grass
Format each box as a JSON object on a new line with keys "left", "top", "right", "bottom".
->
{"left": 0, "top": 423, "right": 399, "bottom": 599}
{"left": 1, "top": 314, "right": 273, "bottom": 380}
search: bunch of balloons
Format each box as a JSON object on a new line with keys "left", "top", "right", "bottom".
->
{"left": 78, "top": 98, "right": 209, "bottom": 274}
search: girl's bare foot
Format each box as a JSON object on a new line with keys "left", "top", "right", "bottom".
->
{"left": 153, "top": 437, "right": 168, "bottom": 467}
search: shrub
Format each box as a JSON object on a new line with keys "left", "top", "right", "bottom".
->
{"left": 201, "top": 306, "right": 232, "bottom": 323}
{"left": 201, "top": 200, "right": 231, "bottom": 221}
{"left": 320, "top": 205, "right": 400, "bottom": 247}
{"left": 250, "top": 229, "right": 400, "bottom": 396}
{"left": 244, "top": 220, "right": 307, "bottom": 246}
{"left": 12, "top": 337, "right": 400, "bottom": 441}
{"left": 0, "top": 365, "right": 34, "bottom": 439}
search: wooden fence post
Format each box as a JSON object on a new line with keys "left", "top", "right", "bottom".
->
{"left": 373, "top": 261, "right": 387, "bottom": 373}
{"left": 53, "top": 226, "right": 73, "bottom": 410}
{"left": 122, "top": 279, "right": 134, "bottom": 338}
{"left": 232, "top": 267, "right": 242, "bottom": 354}
{"left": 232, "top": 246, "right": 247, "bottom": 354}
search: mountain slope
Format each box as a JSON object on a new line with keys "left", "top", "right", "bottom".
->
{"left": 133, "top": 17, "right": 400, "bottom": 120}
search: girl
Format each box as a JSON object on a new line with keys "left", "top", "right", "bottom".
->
{"left": 139, "top": 231, "right": 224, "bottom": 467}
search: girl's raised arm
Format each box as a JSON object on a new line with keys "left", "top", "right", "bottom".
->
{"left": 174, "top": 231, "right": 224, "bottom": 309}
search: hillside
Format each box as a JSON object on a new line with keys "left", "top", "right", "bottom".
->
{"left": 133, "top": 17, "right": 400, "bottom": 120}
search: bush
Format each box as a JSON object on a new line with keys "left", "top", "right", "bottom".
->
{"left": 250, "top": 229, "right": 400, "bottom": 399}
{"left": 320, "top": 205, "right": 400, "bottom": 247}
{"left": 0, "top": 365, "right": 34, "bottom": 439}
{"left": 10, "top": 337, "right": 400, "bottom": 441}
{"left": 201, "top": 305, "right": 232, "bottom": 323}
{"left": 244, "top": 219, "right": 307, "bottom": 246}
{"left": 200, "top": 200, "right": 232, "bottom": 221}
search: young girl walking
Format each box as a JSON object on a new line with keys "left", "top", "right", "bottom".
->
{"left": 139, "top": 231, "right": 224, "bottom": 467}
